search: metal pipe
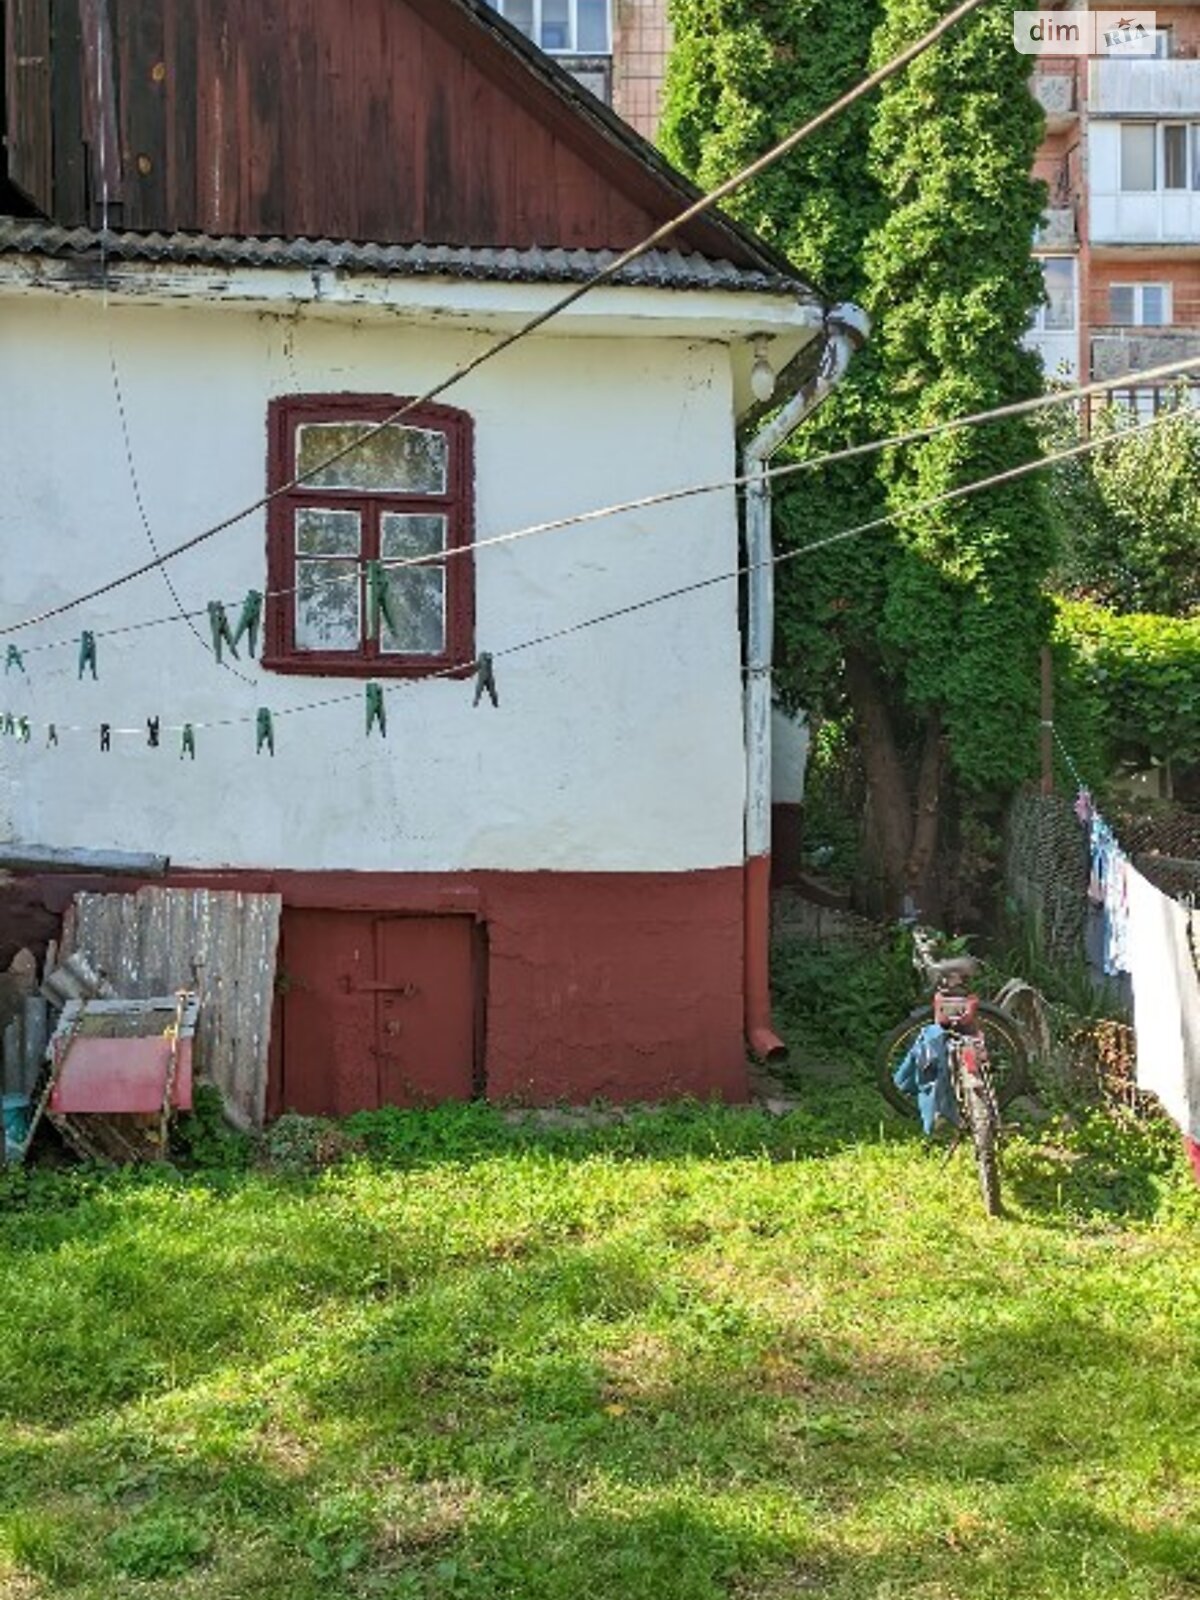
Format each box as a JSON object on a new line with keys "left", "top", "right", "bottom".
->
{"left": 741, "top": 302, "right": 870, "bottom": 1062}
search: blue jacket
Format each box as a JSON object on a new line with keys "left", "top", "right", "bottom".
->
{"left": 894, "top": 1023, "right": 959, "bottom": 1134}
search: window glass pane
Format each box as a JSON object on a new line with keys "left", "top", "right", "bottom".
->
{"left": 578, "top": 0, "right": 609, "bottom": 51}
{"left": 295, "top": 507, "right": 361, "bottom": 556}
{"left": 1041, "top": 258, "right": 1075, "bottom": 330}
{"left": 1140, "top": 285, "right": 1168, "bottom": 325}
{"left": 498, "top": 0, "right": 534, "bottom": 37}
{"left": 541, "top": 0, "right": 571, "bottom": 49}
{"left": 380, "top": 513, "right": 447, "bottom": 560}
{"left": 296, "top": 423, "right": 448, "bottom": 493}
{"left": 1192, "top": 126, "right": 1200, "bottom": 190}
{"left": 379, "top": 570, "right": 446, "bottom": 655}
{"left": 1155, "top": 27, "right": 1173, "bottom": 58}
{"left": 1121, "top": 124, "right": 1156, "bottom": 190}
{"left": 1109, "top": 285, "right": 1135, "bottom": 323}
{"left": 1164, "top": 124, "right": 1188, "bottom": 189}
{"left": 296, "top": 560, "right": 361, "bottom": 651}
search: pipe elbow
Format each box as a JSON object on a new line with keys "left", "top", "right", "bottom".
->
{"left": 747, "top": 1024, "right": 789, "bottom": 1066}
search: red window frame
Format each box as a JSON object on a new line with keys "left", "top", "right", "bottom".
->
{"left": 263, "top": 394, "right": 475, "bottom": 678}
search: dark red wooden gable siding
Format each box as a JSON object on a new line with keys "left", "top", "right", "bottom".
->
{"left": 20, "top": 0, "right": 756, "bottom": 261}
{"left": 3, "top": 0, "right": 54, "bottom": 212}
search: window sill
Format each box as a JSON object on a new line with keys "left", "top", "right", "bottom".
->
{"left": 261, "top": 654, "right": 474, "bottom": 680}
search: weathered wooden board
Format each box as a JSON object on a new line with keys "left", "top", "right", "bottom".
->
{"left": 33, "top": 0, "right": 753, "bottom": 262}
{"left": 64, "top": 887, "right": 280, "bottom": 1127}
{"left": 4, "top": 0, "right": 53, "bottom": 212}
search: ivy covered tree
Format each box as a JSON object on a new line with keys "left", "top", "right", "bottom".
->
{"left": 662, "top": 0, "right": 1051, "bottom": 918}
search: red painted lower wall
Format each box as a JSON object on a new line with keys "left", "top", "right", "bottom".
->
{"left": 4, "top": 867, "right": 749, "bottom": 1110}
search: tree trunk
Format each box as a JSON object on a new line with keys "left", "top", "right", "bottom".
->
{"left": 844, "top": 649, "right": 913, "bottom": 915}
{"left": 905, "top": 709, "right": 944, "bottom": 922}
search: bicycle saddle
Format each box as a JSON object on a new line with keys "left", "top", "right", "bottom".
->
{"left": 928, "top": 955, "right": 980, "bottom": 985}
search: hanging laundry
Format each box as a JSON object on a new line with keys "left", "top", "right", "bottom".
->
{"left": 1087, "top": 814, "right": 1131, "bottom": 976}
{"left": 1126, "top": 867, "right": 1200, "bottom": 1144}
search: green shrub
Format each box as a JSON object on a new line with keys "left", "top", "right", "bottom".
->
{"left": 1055, "top": 599, "right": 1200, "bottom": 771}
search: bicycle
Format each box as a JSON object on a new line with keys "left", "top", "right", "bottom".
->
{"left": 876, "top": 927, "right": 1033, "bottom": 1216}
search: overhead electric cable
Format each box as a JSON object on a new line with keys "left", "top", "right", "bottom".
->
{"left": 6, "top": 353, "right": 1194, "bottom": 660}
{"left": 0, "top": 0, "right": 993, "bottom": 638}
{"left": 7, "top": 405, "right": 1174, "bottom": 731}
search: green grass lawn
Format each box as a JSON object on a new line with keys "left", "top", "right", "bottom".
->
{"left": 1, "top": 1083, "right": 1198, "bottom": 1599}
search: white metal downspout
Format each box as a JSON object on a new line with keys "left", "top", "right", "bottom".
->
{"left": 742, "top": 302, "right": 870, "bottom": 1062}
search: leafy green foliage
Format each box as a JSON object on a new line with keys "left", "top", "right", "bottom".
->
{"left": 661, "top": 0, "right": 884, "bottom": 298}
{"left": 104, "top": 1514, "right": 210, "bottom": 1580}
{"left": 172, "top": 1082, "right": 253, "bottom": 1171}
{"left": 1055, "top": 598, "right": 1200, "bottom": 768}
{"left": 662, "top": 0, "right": 890, "bottom": 723}
{"left": 664, "top": 0, "right": 1055, "bottom": 880}
{"left": 1005, "top": 1110, "right": 1181, "bottom": 1221}
{"left": 1045, "top": 394, "right": 1200, "bottom": 616}
{"left": 862, "top": 0, "right": 1055, "bottom": 791}
{"left": 771, "top": 931, "right": 921, "bottom": 1064}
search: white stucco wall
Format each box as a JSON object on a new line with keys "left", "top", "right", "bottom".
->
{"left": 0, "top": 287, "right": 748, "bottom": 873}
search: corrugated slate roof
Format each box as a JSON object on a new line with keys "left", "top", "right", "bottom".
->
{"left": 0, "top": 220, "right": 812, "bottom": 298}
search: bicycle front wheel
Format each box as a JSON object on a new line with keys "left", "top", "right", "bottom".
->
{"left": 964, "top": 1076, "right": 1002, "bottom": 1217}
{"left": 875, "top": 1002, "right": 1032, "bottom": 1122}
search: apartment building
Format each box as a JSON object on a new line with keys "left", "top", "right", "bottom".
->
{"left": 482, "top": 0, "right": 671, "bottom": 137}
{"left": 483, "top": 3, "right": 1198, "bottom": 415}
{"left": 1029, "top": 4, "right": 1200, "bottom": 412}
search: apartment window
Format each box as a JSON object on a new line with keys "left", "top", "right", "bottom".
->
{"left": 1109, "top": 283, "right": 1172, "bottom": 326}
{"left": 264, "top": 397, "right": 474, "bottom": 677}
{"left": 1034, "top": 257, "right": 1076, "bottom": 331}
{"left": 1109, "top": 385, "right": 1200, "bottom": 421}
{"left": 1121, "top": 124, "right": 1157, "bottom": 190}
{"left": 1121, "top": 122, "right": 1200, "bottom": 191}
{"left": 1154, "top": 26, "right": 1174, "bottom": 59}
{"left": 487, "top": 0, "right": 611, "bottom": 53}
{"left": 1164, "top": 124, "right": 1188, "bottom": 189}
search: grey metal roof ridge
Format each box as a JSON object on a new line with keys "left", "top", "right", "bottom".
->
{"left": 0, "top": 219, "right": 809, "bottom": 296}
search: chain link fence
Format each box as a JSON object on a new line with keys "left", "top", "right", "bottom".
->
{"left": 1003, "top": 787, "right": 1089, "bottom": 966}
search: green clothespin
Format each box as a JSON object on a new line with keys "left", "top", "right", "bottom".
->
{"left": 256, "top": 707, "right": 275, "bottom": 756}
{"left": 365, "top": 681, "right": 386, "bottom": 738}
{"left": 231, "top": 590, "right": 263, "bottom": 658}
{"left": 365, "top": 561, "right": 398, "bottom": 642}
{"left": 5, "top": 645, "right": 24, "bottom": 675}
{"left": 78, "top": 631, "right": 97, "bottom": 680}
{"left": 47, "top": 724, "right": 58, "bottom": 747}
{"left": 17, "top": 717, "right": 30, "bottom": 744}
{"left": 473, "top": 653, "right": 498, "bottom": 708}
{"left": 2, "top": 713, "right": 14, "bottom": 736}
{"left": 181, "top": 723, "right": 196, "bottom": 760}
{"left": 207, "top": 601, "right": 238, "bottom": 663}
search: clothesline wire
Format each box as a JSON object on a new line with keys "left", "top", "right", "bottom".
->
{"left": 6, "top": 354, "right": 1192, "bottom": 663}
{"left": 0, "top": 0, "right": 994, "bottom": 642}
{"left": 5, "top": 406, "right": 1175, "bottom": 737}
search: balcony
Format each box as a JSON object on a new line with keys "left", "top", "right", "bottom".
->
{"left": 1091, "top": 327, "right": 1200, "bottom": 381}
{"left": 1036, "top": 206, "right": 1077, "bottom": 248}
{"left": 1089, "top": 187, "right": 1200, "bottom": 245}
{"left": 1090, "top": 58, "right": 1200, "bottom": 117}
{"left": 562, "top": 57, "right": 612, "bottom": 103}
{"left": 1033, "top": 71, "right": 1078, "bottom": 130}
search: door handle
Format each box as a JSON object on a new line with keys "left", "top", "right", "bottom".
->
{"left": 339, "top": 977, "right": 420, "bottom": 996}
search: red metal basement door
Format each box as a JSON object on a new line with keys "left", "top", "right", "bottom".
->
{"left": 276, "top": 911, "right": 480, "bottom": 1115}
